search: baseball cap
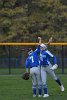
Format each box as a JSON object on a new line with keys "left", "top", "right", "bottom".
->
{"left": 40, "top": 43, "right": 47, "bottom": 50}
{"left": 27, "top": 48, "right": 33, "bottom": 55}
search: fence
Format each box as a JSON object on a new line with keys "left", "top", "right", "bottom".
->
{"left": 0, "top": 43, "right": 67, "bottom": 75}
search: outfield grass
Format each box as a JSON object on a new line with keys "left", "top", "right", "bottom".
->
{"left": 0, "top": 74, "right": 67, "bottom": 100}
{"left": 0, "top": 68, "right": 67, "bottom": 75}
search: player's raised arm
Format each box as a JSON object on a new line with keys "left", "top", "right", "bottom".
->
{"left": 47, "top": 36, "right": 53, "bottom": 45}
{"left": 44, "top": 36, "right": 53, "bottom": 48}
{"left": 34, "top": 37, "right": 42, "bottom": 53}
{"left": 38, "top": 37, "right": 42, "bottom": 45}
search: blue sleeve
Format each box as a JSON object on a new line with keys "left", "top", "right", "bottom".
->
{"left": 25, "top": 59, "right": 29, "bottom": 68}
{"left": 46, "top": 51, "right": 57, "bottom": 65}
{"left": 34, "top": 45, "right": 40, "bottom": 54}
{"left": 53, "top": 56, "right": 57, "bottom": 64}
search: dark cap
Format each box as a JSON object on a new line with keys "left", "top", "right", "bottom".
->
{"left": 27, "top": 48, "right": 33, "bottom": 55}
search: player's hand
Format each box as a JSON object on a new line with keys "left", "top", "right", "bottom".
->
{"left": 38, "top": 37, "right": 42, "bottom": 45}
{"left": 48, "top": 37, "right": 53, "bottom": 44}
{"left": 50, "top": 64, "right": 58, "bottom": 70}
{"left": 38, "top": 37, "right": 41, "bottom": 40}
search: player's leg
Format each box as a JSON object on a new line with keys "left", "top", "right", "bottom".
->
{"left": 46, "top": 64, "right": 64, "bottom": 91}
{"left": 30, "top": 68, "right": 37, "bottom": 97}
{"left": 36, "top": 67, "right": 42, "bottom": 97}
{"left": 41, "top": 66, "right": 49, "bottom": 97}
{"left": 31, "top": 74, "right": 37, "bottom": 97}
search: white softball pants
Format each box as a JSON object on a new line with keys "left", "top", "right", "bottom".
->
{"left": 30, "top": 66, "right": 42, "bottom": 86}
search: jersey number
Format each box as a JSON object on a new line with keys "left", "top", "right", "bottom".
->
{"left": 30, "top": 56, "right": 34, "bottom": 63}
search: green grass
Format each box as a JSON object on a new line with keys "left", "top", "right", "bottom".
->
{"left": 0, "top": 68, "right": 67, "bottom": 75}
{"left": 0, "top": 74, "right": 67, "bottom": 100}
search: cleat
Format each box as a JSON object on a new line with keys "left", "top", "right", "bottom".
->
{"left": 38, "top": 95, "right": 42, "bottom": 97}
{"left": 43, "top": 94, "right": 49, "bottom": 98}
{"left": 33, "top": 94, "right": 36, "bottom": 97}
{"left": 60, "top": 85, "right": 64, "bottom": 92}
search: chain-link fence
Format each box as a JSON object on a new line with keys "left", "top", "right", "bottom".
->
{"left": 0, "top": 43, "right": 67, "bottom": 75}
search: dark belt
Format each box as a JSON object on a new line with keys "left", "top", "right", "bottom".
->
{"left": 41, "top": 65, "right": 48, "bottom": 67}
{"left": 30, "top": 66, "right": 38, "bottom": 68}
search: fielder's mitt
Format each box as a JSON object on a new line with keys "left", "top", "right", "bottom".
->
{"left": 22, "top": 72, "right": 29, "bottom": 80}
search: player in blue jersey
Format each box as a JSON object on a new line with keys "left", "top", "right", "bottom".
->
{"left": 25, "top": 37, "right": 42, "bottom": 97}
{"left": 40, "top": 43, "right": 64, "bottom": 98}
{"left": 25, "top": 37, "right": 53, "bottom": 97}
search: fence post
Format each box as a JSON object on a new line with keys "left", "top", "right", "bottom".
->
{"left": 8, "top": 46, "right": 11, "bottom": 74}
{"left": 61, "top": 45, "right": 64, "bottom": 74}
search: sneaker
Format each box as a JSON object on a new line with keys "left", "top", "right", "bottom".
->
{"left": 60, "top": 85, "right": 64, "bottom": 92}
{"left": 33, "top": 94, "right": 36, "bottom": 97}
{"left": 38, "top": 95, "right": 42, "bottom": 97}
{"left": 43, "top": 94, "right": 49, "bottom": 98}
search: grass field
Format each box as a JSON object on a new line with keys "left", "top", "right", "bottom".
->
{"left": 0, "top": 68, "right": 67, "bottom": 75}
{"left": 0, "top": 74, "right": 67, "bottom": 100}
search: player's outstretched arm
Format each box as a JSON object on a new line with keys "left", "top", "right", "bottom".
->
{"left": 38, "top": 37, "right": 42, "bottom": 45}
{"left": 50, "top": 56, "right": 58, "bottom": 70}
{"left": 48, "top": 36, "right": 53, "bottom": 45}
{"left": 45, "top": 36, "right": 53, "bottom": 47}
{"left": 38, "top": 36, "right": 52, "bottom": 46}
{"left": 50, "top": 64, "right": 58, "bottom": 70}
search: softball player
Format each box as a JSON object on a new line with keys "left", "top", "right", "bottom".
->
{"left": 40, "top": 43, "right": 64, "bottom": 98}
{"left": 25, "top": 37, "right": 42, "bottom": 97}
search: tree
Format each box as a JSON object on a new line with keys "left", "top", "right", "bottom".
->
{"left": 0, "top": 0, "right": 67, "bottom": 42}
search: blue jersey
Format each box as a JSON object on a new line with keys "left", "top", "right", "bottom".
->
{"left": 26, "top": 46, "right": 40, "bottom": 68}
{"left": 40, "top": 50, "right": 57, "bottom": 66}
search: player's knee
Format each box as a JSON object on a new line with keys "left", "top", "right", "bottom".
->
{"left": 38, "top": 85, "right": 42, "bottom": 89}
{"left": 32, "top": 85, "right": 37, "bottom": 89}
{"left": 43, "top": 84, "right": 47, "bottom": 88}
{"left": 52, "top": 76, "right": 57, "bottom": 80}
{"left": 42, "top": 81, "right": 46, "bottom": 86}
